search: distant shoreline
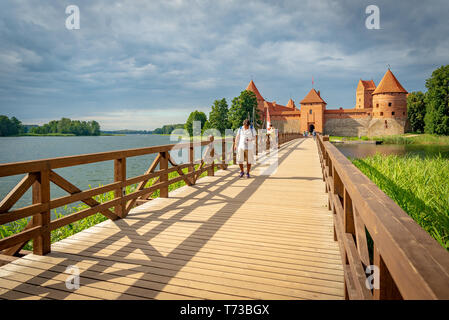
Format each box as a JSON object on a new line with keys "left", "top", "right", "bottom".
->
{"left": 0, "top": 133, "right": 124, "bottom": 137}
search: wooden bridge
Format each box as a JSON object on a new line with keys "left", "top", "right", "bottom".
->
{"left": 0, "top": 134, "right": 448, "bottom": 300}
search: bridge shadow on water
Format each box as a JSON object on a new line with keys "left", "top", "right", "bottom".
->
{"left": 2, "top": 139, "right": 311, "bottom": 300}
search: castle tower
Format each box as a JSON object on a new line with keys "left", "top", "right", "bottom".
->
{"left": 372, "top": 69, "right": 408, "bottom": 119}
{"left": 300, "top": 89, "right": 326, "bottom": 133}
{"left": 246, "top": 80, "right": 265, "bottom": 112}
{"left": 356, "top": 79, "right": 376, "bottom": 109}
{"left": 286, "top": 98, "right": 297, "bottom": 109}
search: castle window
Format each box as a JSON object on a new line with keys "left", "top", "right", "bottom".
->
{"left": 403, "top": 112, "right": 406, "bottom": 115}
{"left": 368, "top": 113, "right": 370, "bottom": 116}
{"left": 376, "top": 104, "right": 379, "bottom": 108}
{"left": 309, "top": 109, "right": 312, "bottom": 114}
{"left": 380, "top": 112, "right": 384, "bottom": 116}
{"left": 392, "top": 112, "right": 395, "bottom": 115}
{"left": 388, "top": 102, "right": 392, "bottom": 107}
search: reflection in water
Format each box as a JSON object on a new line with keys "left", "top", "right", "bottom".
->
{"left": 334, "top": 143, "right": 449, "bottom": 159}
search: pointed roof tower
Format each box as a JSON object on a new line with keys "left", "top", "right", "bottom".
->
{"left": 300, "top": 88, "right": 326, "bottom": 104}
{"left": 372, "top": 69, "right": 407, "bottom": 95}
{"left": 246, "top": 80, "right": 264, "bottom": 101}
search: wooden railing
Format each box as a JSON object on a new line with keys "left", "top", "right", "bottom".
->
{"left": 0, "top": 132, "right": 301, "bottom": 257}
{"left": 316, "top": 134, "right": 449, "bottom": 300}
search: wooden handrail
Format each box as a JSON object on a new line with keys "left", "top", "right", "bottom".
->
{"left": 0, "top": 132, "right": 301, "bottom": 256}
{"left": 316, "top": 134, "right": 449, "bottom": 300}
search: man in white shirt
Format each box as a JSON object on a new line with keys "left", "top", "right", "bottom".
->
{"left": 234, "top": 119, "right": 257, "bottom": 178}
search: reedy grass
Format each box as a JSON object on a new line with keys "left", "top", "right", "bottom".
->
{"left": 0, "top": 163, "right": 215, "bottom": 251}
{"left": 373, "top": 134, "right": 449, "bottom": 145}
{"left": 352, "top": 153, "right": 449, "bottom": 250}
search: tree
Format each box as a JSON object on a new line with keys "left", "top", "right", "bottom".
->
{"left": 207, "top": 98, "right": 229, "bottom": 135}
{"left": 424, "top": 65, "right": 449, "bottom": 135}
{"left": 407, "top": 91, "right": 426, "bottom": 133}
{"left": 184, "top": 110, "right": 207, "bottom": 136}
{"left": 0, "top": 115, "right": 24, "bottom": 136}
{"left": 228, "top": 90, "right": 261, "bottom": 130}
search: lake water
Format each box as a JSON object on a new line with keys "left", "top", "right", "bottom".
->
{"left": 0, "top": 135, "right": 202, "bottom": 210}
{"left": 334, "top": 143, "right": 449, "bottom": 159}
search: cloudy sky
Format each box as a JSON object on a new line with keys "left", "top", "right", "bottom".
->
{"left": 0, "top": 0, "right": 448, "bottom": 130}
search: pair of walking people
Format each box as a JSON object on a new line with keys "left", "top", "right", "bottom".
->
{"left": 233, "top": 119, "right": 257, "bottom": 178}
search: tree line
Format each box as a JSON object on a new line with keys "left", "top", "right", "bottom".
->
{"left": 0, "top": 115, "right": 26, "bottom": 136}
{"left": 30, "top": 118, "right": 101, "bottom": 136}
{"left": 183, "top": 90, "right": 262, "bottom": 137}
{"left": 152, "top": 124, "right": 185, "bottom": 134}
{"left": 0, "top": 116, "right": 101, "bottom": 136}
{"left": 407, "top": 65, "right": 449, "bottom": 135}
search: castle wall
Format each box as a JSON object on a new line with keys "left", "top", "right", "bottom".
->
{"left": 271, "top": 118, "right": 301, "bottom": 133}
{"left": 323, "top": 117, "right": 407, "bottom": 137}
{"left": 367, "top": 118, "right": 406, "bottom": 136}
{"left": 323, "top": 118, "right": 371, "bottom": 136}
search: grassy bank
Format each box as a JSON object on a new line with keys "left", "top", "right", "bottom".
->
{"left": 329, "top": 136, "right": 370, "bottom": 142}
{"left": 330, "top": 133, "right": 449, "bottom": 145}
{"left": 373, "top": 134, "right": 449, "bottom": 145}
{"left": 352, "top": 154, "right": 449, "bottom": 250}
{"left": 0, "top": 164, "right": 216, "bottom": 250}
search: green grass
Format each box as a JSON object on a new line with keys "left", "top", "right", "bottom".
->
{"left": 373, "top": 134, "right": 449, "bottom": 145}
{"left": 329, "top": 136, "right": 370, "bottom": 142}
{"left": 0, "top": 163, "right": 218, "bottom": 251}
{"left": 352, "top": 153, "right": 449, "bottom": 250}
{"left": 17, "top": 133, "right": 76, "bottom": 137}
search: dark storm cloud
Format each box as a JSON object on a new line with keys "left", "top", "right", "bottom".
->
{"left": 0, "top": 0, "right": 448, "bottom": 129}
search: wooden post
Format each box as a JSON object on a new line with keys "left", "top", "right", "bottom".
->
{"left": 221, "top": 138, "right": 227, "bottom": 170}
{"left": 208, "top": 136, "right": 215, "bottom": 176}
{"left": 114, "top": 158, "right": 127, "bottom": 218}
{"left": 255, "top": 134, "right": 258, "bottom": 156}
{"left": 373, "top": 245, "right": 403, "bottom": 300}
{"left": 189, "top": 142, "right": 194, "bottom": 177}
{"left": 32, "top": 170, "right": 51, "bottom": 255}
{"left": 233, "top": 137, "right": 237, "bottom": 165}
{"left": 159, "top": 151, "right": 169, "bottom": 198}
{"left": 344, "top": 189, "right": 355, "bottom": 236}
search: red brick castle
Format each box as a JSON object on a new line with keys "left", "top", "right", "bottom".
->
{"left": 247, "top": 69, "right": 409, "bottom": 136}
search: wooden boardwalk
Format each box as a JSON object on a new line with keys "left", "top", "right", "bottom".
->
{"left": 0, "top": 138, "right": 344, "bottom": 300}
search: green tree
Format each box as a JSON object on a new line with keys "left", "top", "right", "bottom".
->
{"left": 228, "top": 90, "right": 261, "bottom": 130}
{"left": 407, "top": 91, "right": 426, "bottom": 133}
{"left": 207, "top": 98, "right": 229, "bottom": 135}
{"left": 0, "top": 115, "right": 24, "bottom": 136}
{"left": 424, "top": 65, "right": 449, "bottom": 135}
{"left": 57, "top": 118, "right": 72, "bottom": 134}
{"left": 184, "top": 110, "right": 207, "bottom": 136}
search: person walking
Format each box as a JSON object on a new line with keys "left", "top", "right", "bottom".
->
{"left": 234, "top": 119, "right": 256, "bottom": 178}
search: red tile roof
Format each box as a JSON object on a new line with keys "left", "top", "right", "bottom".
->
{"left": 300, "top": 89, "right": 326, "bottom": 104}
{"left": 372, "top": 69, "right": 407, "bottom": 95}
{"left": 246, "top": 80, "right": 264, "bottom": 101}
{"left": 360, "top": 79, "right": 376, "bottom": 90}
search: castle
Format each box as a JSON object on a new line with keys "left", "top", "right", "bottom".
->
{"left": 246, "top": 69, "right": 409, "bottom": 136}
